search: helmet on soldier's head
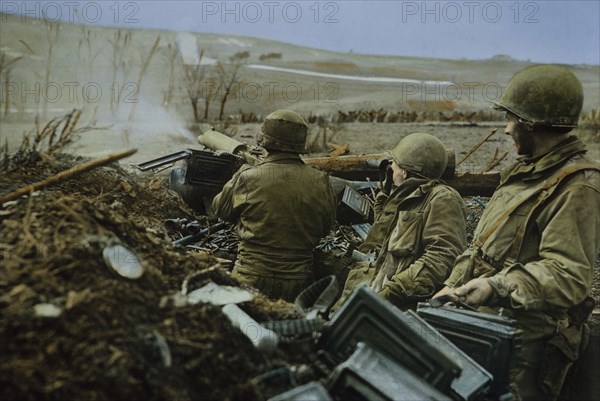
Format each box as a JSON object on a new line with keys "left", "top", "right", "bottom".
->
{"left": 257, "top": 109, "right": 308, "bottom": 153}
{"left": 386, "top": 133, "right": 447, "bottom": 179}
{"left": 493, "top": 64, "right": 583, "bottom": 128}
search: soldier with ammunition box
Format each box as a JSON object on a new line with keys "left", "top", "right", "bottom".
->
{"left": 435, "top": 65, "right": 600, "bottom": 401}
{"left": 210, "top": 109, "right": 337, "bottom": 302}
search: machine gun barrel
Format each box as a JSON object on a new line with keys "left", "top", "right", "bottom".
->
{"left": 136, "top": 150, "right": 192, "bottom": 171}
{"left": 197, "top": 129, "right": 248, "bottom": 154}
{"left": 197, "top": 129, "right": 261, "bottom": 165}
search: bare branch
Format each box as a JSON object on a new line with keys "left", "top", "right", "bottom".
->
{"left": 128, "top": 35, "right": 161, "bottom": 121}
{"left": 18, "top": 40, "right": 35, "bottom": 55}
{"left": 457, "top": 128, "right": 498, "bottom": 166}
{"left": 216, "top": 57, "right": 244, "bottom": 121}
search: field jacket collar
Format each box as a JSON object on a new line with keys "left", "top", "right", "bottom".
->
{"left": 259, "top": 153, "right": 304, "bottom": 165}
{"left": 500, "top": 136, "right": 588, "bottom": 185}
{"left": 390, "top": 177, "right": 439, "bottom": 204}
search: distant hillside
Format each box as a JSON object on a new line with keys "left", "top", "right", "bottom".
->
{"left": 1, "top": 12, "right": 598, "bottom": 122}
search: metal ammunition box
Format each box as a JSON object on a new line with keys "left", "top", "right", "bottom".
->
{"left": 318, "top": 285, "right": 461, "bottom": 391}
{"left": 416, "top": 303, "right": 522, "bottom": 397}
{"left": 179, "top": 149, "right": 243, "bottom": 190}
{"left": 138, "top": 148, "right": 244, "bottom": 213}
{"left": 268, "top": 381, "right": 333, "bottom": 401}
{"left": 404, "top": 310, "right": 493, "bottom": 401}
{"left": 337, "top": 186, "right": 372, "bottom": 225}
{"left": 327, "top": 342, "right": 452, "bottom": 401}
{"left": 352, "top": 223, "right": 372, "bottom": 241}
{"left": 171, "top": 150, "right": 244, "bottom": 213}
{"left": 253, "top": 367, "right": 298, "bottom": 401}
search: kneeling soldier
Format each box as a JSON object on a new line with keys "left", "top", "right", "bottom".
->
{"left": 211, "top": 110, "right": 337, "bottom": 302}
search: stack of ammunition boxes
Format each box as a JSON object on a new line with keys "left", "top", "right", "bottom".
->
{"left": 416, "top": 303, "right": 521, "bottom": 398}
{"left": 268, "top": 285, "right": 521, "bottom": 401}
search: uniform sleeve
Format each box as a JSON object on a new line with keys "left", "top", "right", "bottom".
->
{"left": 444, "top": 251, "right": 474, "bottom": 288}
{"left": 373, "top": 191, "right": 389, "bottom": 216}
{"left": 444, "top": 247, "right": 500, "bottom": 288}
{"left": 487, "top": 181, "right": 599, "bottom": 311}
{"left": 209, "top": 165, "right": 251, "bottom": 222}
{"left": 381, "top": 189, "right": 468, "bottom": 301}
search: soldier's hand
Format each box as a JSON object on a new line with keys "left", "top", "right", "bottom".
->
{"left": 453, "top": 278, "right": 492, "bottom": 308}
{"left": 432, "top": 286, "right": 454, "bottom": 300}
{"left": 378, "top": 159, "right": 390, "bottom": 181}
{"left": 381, "top": 164, "right": 394, "bottom": 195}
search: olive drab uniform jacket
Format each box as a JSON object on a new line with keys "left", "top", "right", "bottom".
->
{"left": 446, "top": 136, "right": 599, "bottom": 338}
{"left": 445, "top": 136, "right": 599, "bottom": 398}
{"left": 211, "top": 153, "right": 337, "bottom": 301}
{"left": 334, "top": 178, "right": 467, "bottom": 310}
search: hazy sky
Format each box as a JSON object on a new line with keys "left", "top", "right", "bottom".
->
{"left": 4, "top": 0, "right": 599, "bottom": 64}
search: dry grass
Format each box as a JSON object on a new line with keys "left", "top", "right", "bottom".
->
{"left": 19, "top": 109, "right": 82, "bottom": 154}
{"left": 579, "top": 108, "right": 600, "bottom": 143}
{"left": 2, "top": 110, "right": 98, "bottom": 172}
{"left": 306, "top": 124, "right": 342, "bottom": 153}
{"left": 0, "top": 51, "right": 23, "bottom": 118}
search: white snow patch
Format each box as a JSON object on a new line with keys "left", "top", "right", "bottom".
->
{"left": 246, "top": 64, "right": 455, "bottom": 86}
{"left": 218, "top": 37, "right": 251, "bottom": 48}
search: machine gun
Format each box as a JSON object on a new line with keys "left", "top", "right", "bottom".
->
{"left": 136, "top": 128, "right": 257, "bottom": 214}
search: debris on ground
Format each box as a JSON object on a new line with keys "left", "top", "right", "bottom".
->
{"left": 0, "top": 151, "right": 298, "bottom": 401}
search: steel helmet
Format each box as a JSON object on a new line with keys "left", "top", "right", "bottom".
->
{"left": 493, "top": 65, "right": 583, "bottom": 128}
{"left": 386, "top": 133, "right": 447, "bottom": 179}
{"left": 257, "top": 109, "right": 308, "bottom": 152}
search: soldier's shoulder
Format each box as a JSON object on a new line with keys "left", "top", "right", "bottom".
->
{"left": 238, "top": 163, "right": 259, "bottom": 174}
{"left": 571, "top": 152, "right": 599, "bottom": 167}
{"left": 306, "top": 164, "right": 331, "bottom": 179}
{"left": 563, "top": 155, "right": 600, "bottom": 192}
{"left": 431, "top": 181, "right": 463, "bottom": 200}
{"left": 230, "top": 163, "right": 260, "bottom": 183}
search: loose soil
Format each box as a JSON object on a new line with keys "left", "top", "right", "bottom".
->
{"left": 0, "top": 152, "right": 301, "bottom": 401}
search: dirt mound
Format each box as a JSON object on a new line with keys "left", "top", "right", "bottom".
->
{"left": 0, "top": 152, "right": 293, "bottom": 401}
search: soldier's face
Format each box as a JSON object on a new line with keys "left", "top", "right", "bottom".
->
{"left": 505, "top": 112, "right": 534, "bottom": 156}
{"left": 391, "top": 161, "right": 408, "bottom": 185}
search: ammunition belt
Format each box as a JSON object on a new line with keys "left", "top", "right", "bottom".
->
{"left": 263, "top": 275, "right": 339, "bottom": 342}
{"left": 263, "top": 319, "right": 325, "bottom": 337}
